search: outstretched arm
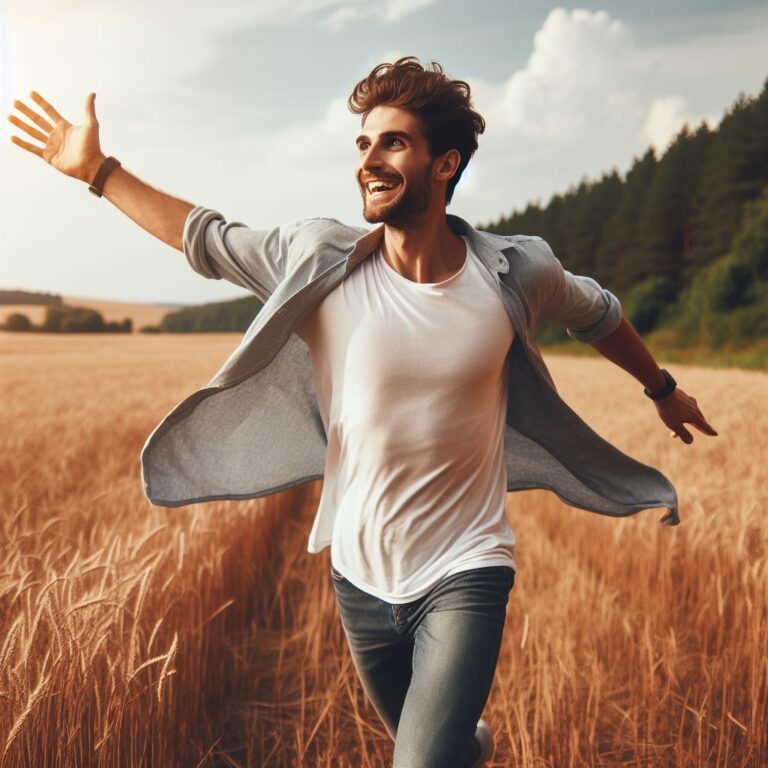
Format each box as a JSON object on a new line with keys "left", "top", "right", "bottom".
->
{"left": 7, "top": 91, "right": 194, "bottom": 251}
{"left": 589, "top": 314, "right": 719, "bottom": 445}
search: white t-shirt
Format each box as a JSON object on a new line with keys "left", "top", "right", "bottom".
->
{"left": 299, "top": 235, "right": 517, "bottom": 603}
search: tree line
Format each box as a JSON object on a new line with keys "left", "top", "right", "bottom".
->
{"left": 0, "top": 289, "right": 63, "bottom": 306}
{"left": 140, "top": 296, "right": 262, "bottom": 333}
{"left": 2, "top": 306, "right": 132, "bottom": 333}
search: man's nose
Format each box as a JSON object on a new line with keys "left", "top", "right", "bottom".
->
{"left": 361, "top": 145, "right": 385, "bottom": 171}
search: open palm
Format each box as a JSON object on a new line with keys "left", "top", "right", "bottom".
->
{"left": 7, "top": 91, "right": 103, "bottom": 184}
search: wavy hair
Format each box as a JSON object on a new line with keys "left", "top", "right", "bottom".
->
{"left": 347, "top": 56, "right": 485, "bottom": 205}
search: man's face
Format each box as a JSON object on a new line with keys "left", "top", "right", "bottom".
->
{"left": 355, "top": 105, "right": 436, "bottom": 226}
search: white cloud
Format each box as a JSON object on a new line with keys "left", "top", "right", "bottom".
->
{"left": 319, "top": 6, "right": 362, "bottom": 31}
{"left": 469, "top": 8, "right": 645, "bottom": 142}
{"left": 642, "top": 95, "right": 691, "bottom": 153}
{"left": 317, "top": 0, "right": 436, "bottom": 30}
{"left": 5, "top": 0, "right": 428, "bottom": 32}
{"left": 382, "top": 0, "right": 435, "bottom": 23}
{"left": 449, "top": 6, "right": 764, "bottom": 223}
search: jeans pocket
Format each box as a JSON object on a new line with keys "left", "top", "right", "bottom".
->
{"left": 330, "top": 564, "right": 346, "bottom": 583}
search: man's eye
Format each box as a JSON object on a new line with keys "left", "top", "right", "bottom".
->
{"left": 357, "top": 139, "right": 403, "bottom": 151}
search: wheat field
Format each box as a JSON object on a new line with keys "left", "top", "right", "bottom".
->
{"left": 0, "top": 331, "right": 765, "bottom": 767}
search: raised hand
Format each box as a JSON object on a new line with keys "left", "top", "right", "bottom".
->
{"left": 7, "top": 91, "right": 106, "bottom": 184}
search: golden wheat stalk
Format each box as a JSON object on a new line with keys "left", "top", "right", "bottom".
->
{"left": 156, "top": 632, "right": 178, "bottom": 705}
{"left": 127, "top": 651, "right": 174, "bottom": 682}
{"left": 146, "top": 617, "right": 165, "bottom": 655}
{"left": 127, "top": 567, "right": 153, "bottom": 675}
{"left": 3, "top": 670, "right": 50, "bottom": 756}
{"left": 0, "top": 616, "right": 24, "bottom": 669}
{"left": 132, "top": 524, "right": 168, "bottom": 558}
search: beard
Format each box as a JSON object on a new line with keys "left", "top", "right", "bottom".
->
{"left": 360, "top": 161, "right": 434, "bottom": 228}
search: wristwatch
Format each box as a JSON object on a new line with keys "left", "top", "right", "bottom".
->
{"left": 644, "top": 368, "right": 677, "bottom": 400}
{"left": 88, "top": 156, "right": 121, "bottom": 197}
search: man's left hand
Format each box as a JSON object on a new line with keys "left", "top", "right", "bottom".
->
{"left": 653, "top": 388, "right": 718, "bottom": 444}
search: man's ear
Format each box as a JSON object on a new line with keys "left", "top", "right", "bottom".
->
{"left": 435, "top": 149, "right": 461, "bottom": 183}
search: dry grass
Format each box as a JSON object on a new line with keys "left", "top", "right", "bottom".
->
{"left": 0, "top": 331, "right": 765, "bottom": 767}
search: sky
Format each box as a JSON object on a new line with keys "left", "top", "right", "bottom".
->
{"left": 1, "top": 0, "right": 766, "bottom": 305}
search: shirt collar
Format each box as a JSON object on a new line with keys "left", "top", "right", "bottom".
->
{"left": 345, "top": 213, "right": 512, "bottom": 275}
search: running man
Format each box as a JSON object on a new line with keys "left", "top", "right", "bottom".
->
{"left": 8, "top": 56, "right": 717, "bottom": 767}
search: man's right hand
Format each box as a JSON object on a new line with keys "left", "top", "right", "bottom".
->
{"left": 8, "top": 90, "right": 195, "bottom": 252}
{"left": 8, "top": 91, "right": 106, "bottom": 185}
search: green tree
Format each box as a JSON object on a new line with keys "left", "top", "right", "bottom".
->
{"left": 60, "top": 308, "right": 104, "bottom": 332}
{"left": 670, "top": 184, "right": 768, "bottom": 348}
{"left": 688, "top": 78, "right": 768, "bottom": 277}
{"left": 43, "top": 306, "right": 64, "bottom": 331}
{"left": 596, "top": 148, "right": 657, "bottom": 293}
{"left": 635, "top": 123, "right": 712, "bottom": 285}
{"left": 159, "top": 296, "right": 263, "bottom": 332}
{"left": 5, "top": 313, "right": 32, "bottom": 331}
{"left": 43, "top": 305, "right": 105, "bottom": 332}
{"left": 624, "top": 276, "right": 678, "bottom": 334}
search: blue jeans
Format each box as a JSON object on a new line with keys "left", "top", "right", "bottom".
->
{"left": 331, "top": 563, "right": 515, "bottom": 768}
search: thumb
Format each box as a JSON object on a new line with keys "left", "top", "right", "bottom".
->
{"left": 85, "top": 92, "right": 97, "bottom": 123}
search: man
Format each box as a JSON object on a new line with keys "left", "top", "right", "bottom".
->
{"left": 8, "top": 56, "right": 717, "bottom": 768}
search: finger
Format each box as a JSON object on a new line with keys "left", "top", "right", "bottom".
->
{"left": 29, "top": 91, "right": 62, "bottom": 126}
{"left": 699, "top": 417, "right": 718, "bottom": 435}
{"left": 9, "top": 134, "right": 44, "bottom": 158}
{"left": 13, "top": 98, "right": 54, "bottom": 133}
{"left": 684, "top": 407, "right": 718, "bottom": 436}
{"left": 675, "top": 426, "right": 693, "bottom": 444}
{"left": 85, "top": 92, "right": 97, "bottom": 123}
{"left": 7, "top": 114, "right": 48, "bottom": 143}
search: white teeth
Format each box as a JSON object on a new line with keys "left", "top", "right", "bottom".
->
{"left": 366, "top": 180, "right": 398, "bottom": 193}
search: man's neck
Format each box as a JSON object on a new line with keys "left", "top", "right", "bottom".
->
{"left": 380, "top": 212, "right": 467, "bottom": 284}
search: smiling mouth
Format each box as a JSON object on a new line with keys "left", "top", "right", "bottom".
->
{"left": 363, "top": 178, "right": 402, "bottom": 196}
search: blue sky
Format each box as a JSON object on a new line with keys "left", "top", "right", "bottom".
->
{"left": 1, "top": 0, "right": 766, "bottom": 304}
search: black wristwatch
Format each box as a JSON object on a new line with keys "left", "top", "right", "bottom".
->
{"left": 644, "top": 368, "right": 677, "bottom": 400}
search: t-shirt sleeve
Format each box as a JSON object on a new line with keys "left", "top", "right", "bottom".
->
{"left": 182, "top": 205, "right": 302, "bottom": 303}
{"left": 536, "top": 238, "right": 623, "bottom": 343}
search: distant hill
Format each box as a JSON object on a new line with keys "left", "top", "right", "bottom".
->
{"left": 0, "top": 290, "right": 259, "bottom": 334}
{"left": 0, "top": 289, "right": 63, "bottom": 306}
{"left": 0, "top": 294, "right": 184, "bottom": 331}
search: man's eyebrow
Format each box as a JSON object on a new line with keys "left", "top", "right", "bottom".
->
{"left": 355, "top": 130, "right": 414, "bottom": 145}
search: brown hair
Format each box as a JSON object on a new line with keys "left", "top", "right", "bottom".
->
{"left": 347, "top": 56, "right": 486, "bottom": 205}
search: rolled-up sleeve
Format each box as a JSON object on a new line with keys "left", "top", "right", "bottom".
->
{"left": 537, "top": 239, "right": 623, "bottom": 343}
{"left": 183, "top": 205, "right": 300, "bottom": 303}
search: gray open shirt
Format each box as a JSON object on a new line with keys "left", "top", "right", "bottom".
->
{"left": 140, "top": 207, "right": 679, "bottom": 533}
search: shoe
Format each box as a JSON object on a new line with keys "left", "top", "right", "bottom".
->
{"left": 472, "top": 718, "right": 494, "bottom": 766}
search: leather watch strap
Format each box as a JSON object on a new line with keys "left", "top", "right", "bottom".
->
{"left": 88, "top": 156, "right": 121, "bottom": 197}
